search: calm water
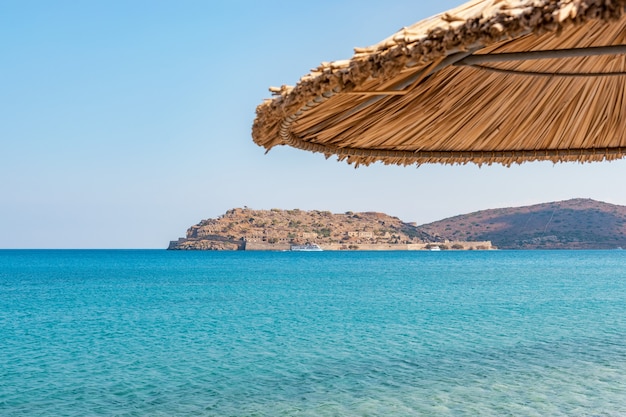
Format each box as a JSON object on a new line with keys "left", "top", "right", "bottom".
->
{"left": 1, "top": 250, "right": 626, "bottom": 416}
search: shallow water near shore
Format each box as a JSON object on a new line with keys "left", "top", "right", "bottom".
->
{"left": 1, "top": 249, "right": 626, "bottom": 416}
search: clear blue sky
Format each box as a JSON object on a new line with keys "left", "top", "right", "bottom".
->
{"left": 2, "top": 1, "right": 625, "bottom": 248}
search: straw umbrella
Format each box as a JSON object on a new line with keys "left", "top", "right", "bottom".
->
{"left": 252, "top": 0, "right": 626, "bottom": 166}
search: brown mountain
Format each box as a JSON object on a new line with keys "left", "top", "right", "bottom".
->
{"left": 419, "top": 198, "right": 626, "bottom": 249}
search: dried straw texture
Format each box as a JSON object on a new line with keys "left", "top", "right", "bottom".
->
{"left": 252, "top": 0, "right": 626, "bottom": 166}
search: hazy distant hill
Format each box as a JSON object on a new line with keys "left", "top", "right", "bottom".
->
{"left": 419, "top": 198, "right": 626, "bottom": 249}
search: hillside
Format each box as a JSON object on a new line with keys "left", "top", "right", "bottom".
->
{"left": 420, "top": 198, "right": 626, "bottom": 249}
{"left": 169, "top": 208, "right": 440, "bottom": 250}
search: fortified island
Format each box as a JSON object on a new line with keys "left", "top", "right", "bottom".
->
{"left": 168, "top": 208, "right": 492, "bottom": 251}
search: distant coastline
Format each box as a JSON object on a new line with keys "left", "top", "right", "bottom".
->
{"left": 169, "top": 240, "right": 493, "bottom": 252}
{"left": 419, "top": 198, "right": 626, "bottom": 250}
{"left": 168, "top": 199, "right": 626, "bottom": 251}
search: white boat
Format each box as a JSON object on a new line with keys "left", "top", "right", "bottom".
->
{"left": 290, "top": 243, "right": 323, "bottom": 252}
{"left": 429, "top": 246, "right": 441, "bottom": 251}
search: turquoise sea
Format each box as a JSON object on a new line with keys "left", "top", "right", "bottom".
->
{"left": 1, "top": 250, "right": 626, "bottom": 416}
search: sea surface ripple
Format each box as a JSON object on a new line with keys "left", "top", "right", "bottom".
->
{"left": 1, "top": 250, "right": 626, "bottom": 416}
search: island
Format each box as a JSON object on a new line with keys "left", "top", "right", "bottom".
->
{"left": 168, "top": 208, "right": 492, "bottom": 251}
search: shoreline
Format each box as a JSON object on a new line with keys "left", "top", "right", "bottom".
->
{"left": 168, "top": 240, "right": 495, "bottom": 251}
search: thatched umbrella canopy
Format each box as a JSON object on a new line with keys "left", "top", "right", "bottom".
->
{"left": 252, "top": 0, "right": 626, "bottom": 166}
